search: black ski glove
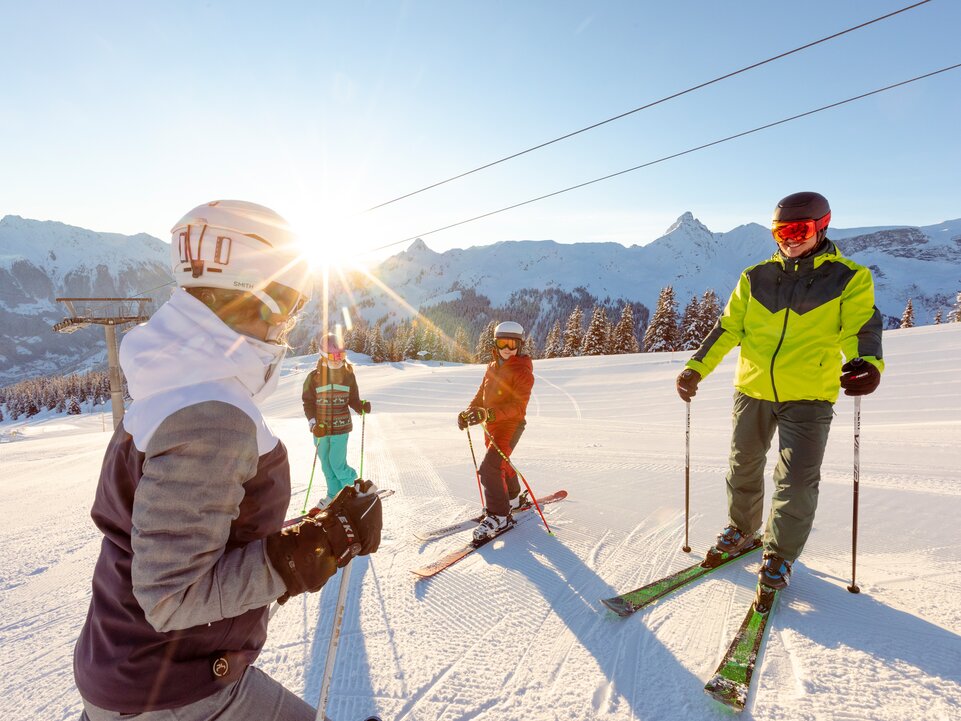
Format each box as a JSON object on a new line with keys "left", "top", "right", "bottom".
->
{"left": 361, "top": 400, "right": 372, "bottom": 414}
{"left": 266, "top": 481, "right": 383, "bottom": 604}
{"left": 676, "top": 368, "right": 701, "bottom": 402}
{"left": 460, "top": 407, "right": 492, "bottom": 427}
{"left": 840, "top": 358, "right": 881, "bottom": 396}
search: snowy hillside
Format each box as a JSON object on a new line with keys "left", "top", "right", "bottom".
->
{"left": 2, "top": 324, "right": 959, "bottom": 721}
{"left": 0, "top": 215, "right": 170, "bottom": 383}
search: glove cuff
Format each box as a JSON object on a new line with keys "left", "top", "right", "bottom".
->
{"left": 319, "top": 509, "right": 360, "bottom": 565}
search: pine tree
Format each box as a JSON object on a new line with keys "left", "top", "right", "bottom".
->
{"left": 643, "top": 286, "right": 680, "bottom": 352}
{"left": 562, "top": 307, "right": 584, "bottom": 357}
{"left": 307, "top": 336, "right": 319, "bottom": 355}
{"left": 475, "top": 321, "right": 496, "bottom": 362}
{"left": 679, "top": 295, "right": 702, "bottom": 351}
{"left": 610, "top": 304, "right": 640, "bottom": 354}
{"left": 947, "top": 291, "right": 961, "bottom": 323}
{"left": 900, "top": 298, "right": 915, "bottom": 329}
{"left": 349, "top": 323, "right": 367, "bottom": 353}
{"left": 523, "top": 333, "right": 539, "bottom": 359}
{"left": 693, "top": 289, "right": 722, "bottom": 345}
{"left": 543, "top": 320, "right": 563, "bottom": 359}
{"left": 366, "top": 324, "right": 385, "bottom": 361}
{"left": 452, "top": 327, "right": 471, "bottom": 363}
{"left": 581, "top": 306, "right": 610, "bottom": 356}
{"left": 934, "top": 309, "right": 943, "bottom": 325}
{"left": 67, "top": 397, "right": 82, "bottom": 415}
{"left": 403, "top": 325, "right": 419, "bottom": 359}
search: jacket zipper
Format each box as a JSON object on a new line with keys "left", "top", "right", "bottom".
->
{"left": 769, "top": 260, "right": 800, "bottom": 402}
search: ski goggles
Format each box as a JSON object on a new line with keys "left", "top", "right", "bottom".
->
{"left": 321, "top": 349, "right": 346, "bottom": 362}
{"left": 495, "top": 337, "right": 520, "bottom": 350}
{"left": 771, "top": 211, "right": 831, "bottom": 245}
{"left": 256, "top": 281, "right": 308, "bottom": 323}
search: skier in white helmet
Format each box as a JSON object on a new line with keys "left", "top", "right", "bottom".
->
{"left": 73, "top": 200, "right": 383, "bottom": 720}
{"left": 457, "top": 320, "right": 535, "bottom": 542}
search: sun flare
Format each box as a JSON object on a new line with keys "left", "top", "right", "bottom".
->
{"left": 288, "top": 208, "right": 379, "bottom": 275}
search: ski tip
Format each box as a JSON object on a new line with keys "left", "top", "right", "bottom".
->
{"left": 704, "top": 677, "right": 747, "bottom": 711}
{"left": 600, "top": 597, "right": 635, "bottom": 618}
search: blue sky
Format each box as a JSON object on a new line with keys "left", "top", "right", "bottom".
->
{"left": 2, "top": 1, "right": 959, "bottom": 263}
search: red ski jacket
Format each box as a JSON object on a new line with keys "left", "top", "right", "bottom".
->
{"left": 469, "top": 354, "right": 534, "bottom": 431}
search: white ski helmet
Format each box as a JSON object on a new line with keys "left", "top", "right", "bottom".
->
{"left": 170, "top": 200, "right": 312, "bottom": 317}
{"left": 494, "top": 321, "right": 524, "bottom": 341}
{"left": 319, "top": 331, "right": 346, "bottom": 359}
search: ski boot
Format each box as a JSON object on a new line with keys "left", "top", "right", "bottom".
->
{"left": 510, "top": 491, "right": 530, "bottom": 512}
{"left": 472, "top": 512, "right": 514, "bottom": 545}
{"left": 757, "top": 552, "right": 792, "bottom": 591}
{"left": 703, "top": 525, "right": 759, "bottom": 568}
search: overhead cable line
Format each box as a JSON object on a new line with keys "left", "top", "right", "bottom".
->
{"left": 365, "top": 0, "right": 934, "bottom": 212}
{"left": 368, "top": 62, "right": 961, "bottom": 252}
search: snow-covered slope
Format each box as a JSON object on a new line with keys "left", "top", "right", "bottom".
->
{"left": 2, "top": 324, "right": 959, "bottom": 720}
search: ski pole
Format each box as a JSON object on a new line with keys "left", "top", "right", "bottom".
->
{"left": 302, "top": 439, "right": 321, "bottom": 514}
{"left": 316, "top": 561, "right": 352, "bottom": 721}
{"left": 482, "top": 424, "right": 552, "bottom": 535}
{"left": 316, "top": 485, "right": 381, "bottom": 720}
{"left": 358, "top": 405, "right": 366, "bottom": 479}
{"left": 464, "top": 424, "right": 485, "bottom": 508}
{"left": 848, "top": 395, "right": 862, "bottom": 594}
{"left": 682, "top": 401, "right": 692, "bottom": 553}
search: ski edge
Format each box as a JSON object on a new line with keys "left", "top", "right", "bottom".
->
{"left": 600, "top": 538, "right": 762, "bottom": 617}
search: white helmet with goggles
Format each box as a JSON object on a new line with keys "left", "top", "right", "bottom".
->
{"left": 319, "top": 331, "right": 346, "bottom": 360}
{"left": 170, "top": 200, "right": 311, "bottom": 320}
{"left": 494, "top": 321, "right": 524, "bottom": 340}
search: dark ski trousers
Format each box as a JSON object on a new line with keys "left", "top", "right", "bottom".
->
{"left": 726, "top": 392, "right": 834, "bottom": 563}
{"left": 479, "top": 422, "right": 525, "bottom": 517}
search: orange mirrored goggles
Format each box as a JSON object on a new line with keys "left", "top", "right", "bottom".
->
{"left": 495, "top": 337, "right": 520, "bottom": 350}
{"left": 322, "top": 350, "right": 346, "bottom": 361}
{"left": 771, "top": 211, "right": 831, "bottom": 244}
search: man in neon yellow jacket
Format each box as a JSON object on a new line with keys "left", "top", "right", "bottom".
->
{"left": 675, "top": 191, "right": 883, "bottom": 592}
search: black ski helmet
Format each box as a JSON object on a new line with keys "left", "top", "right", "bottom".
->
{"left": 773, "top": 191, "right": 830, "bottom": 223}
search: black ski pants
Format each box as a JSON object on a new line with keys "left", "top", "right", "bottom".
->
{"left": 478, "top": 421, "right": 526, "bottom": 517}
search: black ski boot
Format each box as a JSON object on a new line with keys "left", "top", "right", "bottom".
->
{"left": 758, "top": 552, "right": 792, "bottom": 590}
{"left": 703, "top": 525, "right": 759, "bottom": 568}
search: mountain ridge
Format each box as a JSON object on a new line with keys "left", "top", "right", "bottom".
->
{"left": 1, "top": 211, "right": 958, "bottom": 383}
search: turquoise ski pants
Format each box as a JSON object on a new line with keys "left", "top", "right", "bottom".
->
{"left": 314, "top": 433, "right": 357, "bottom": 499}
{"left": 726, "top": 392, "right": 834, "bottom": 562}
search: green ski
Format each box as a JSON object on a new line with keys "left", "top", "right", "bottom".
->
{"left": 600, "top": 538, "right": 762, "bottom": 617}
{"left": 704, "top": 584, "right": 780, "bottom": 712}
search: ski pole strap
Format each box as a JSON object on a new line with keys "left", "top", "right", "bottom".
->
{"left": 482, "top": 423, "right": 552, "bottom": 535}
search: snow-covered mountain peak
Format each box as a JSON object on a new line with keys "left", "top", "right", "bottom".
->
{"left": 405, "top": 237, "right": 434, "bottom": 255}
{"left": 663, "top": 211, "right": 710, "bottom": 237}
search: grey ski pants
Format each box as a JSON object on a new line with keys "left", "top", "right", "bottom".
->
{"left": 726, "top": 392, "right": 834, "bottom": 563}
{"left": 79, "top": 666, "right": 315, "bottom": 721}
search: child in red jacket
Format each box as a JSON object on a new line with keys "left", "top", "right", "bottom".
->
{"left": 457, "top": 321, "right": 535, "bottom": 542}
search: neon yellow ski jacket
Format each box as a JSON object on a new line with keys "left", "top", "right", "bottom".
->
{"left": 685, "top": 240, "right": 884, "bottom": 403}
